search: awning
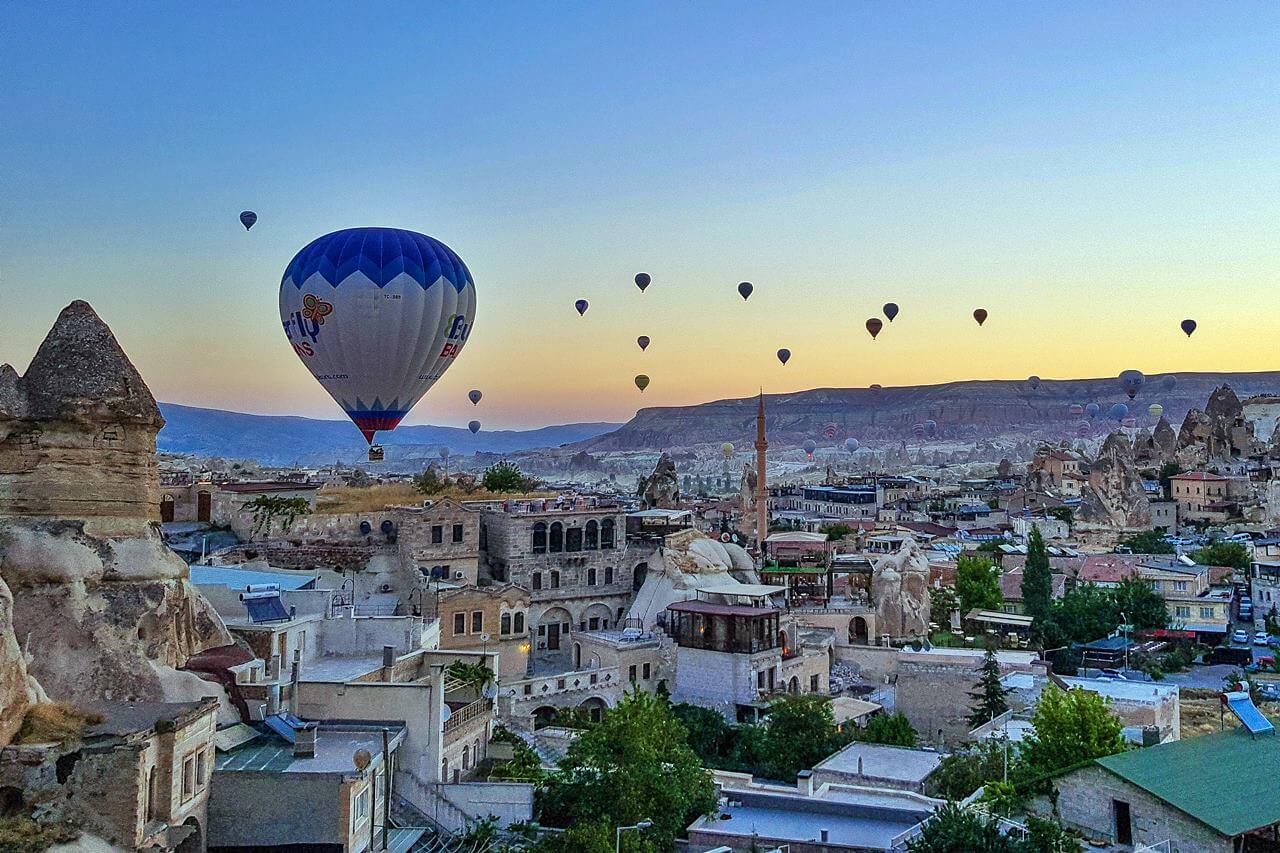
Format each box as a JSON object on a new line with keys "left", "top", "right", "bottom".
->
{"left": 965, "top": 609, "right": 1034, "bottom": 628}
{"left": 698, "top": 583, "right": 786, "bottom": 599}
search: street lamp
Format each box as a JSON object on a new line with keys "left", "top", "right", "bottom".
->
{"left": 616, "top": 819, "right": 653, "bottom": 852}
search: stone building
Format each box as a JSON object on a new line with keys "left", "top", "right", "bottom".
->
{"left": 480, "top": 498, "right": 644, "bottom": 669}
{"left": 435, "top": 583, "right": 531, "bottom": 680}
{"left": 159, "top": 478, "right": 319, "bottom": 528}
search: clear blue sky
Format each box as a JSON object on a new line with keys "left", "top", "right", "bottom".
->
{"left": 2, "top": 2, "right": 1277, "bottom": 428}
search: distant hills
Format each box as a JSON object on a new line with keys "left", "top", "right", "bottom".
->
{"left": 576, "top": 372, "right": 1280, "bottom": 451}
{"left": 156, "top": 403, "right": 621, "bottom": 467}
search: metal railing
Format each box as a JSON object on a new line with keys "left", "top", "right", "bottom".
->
{"left": 443, "top": 699, "right": 492, "bottom": 736}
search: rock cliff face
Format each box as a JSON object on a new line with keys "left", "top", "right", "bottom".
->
{"left": 0, "top": 302, "right": 230, "bottom": 711}
{"left": 638, "top": 452, "right": 680, "bottom": 509}
{"left": 1076, "top": 433, "right": 1152, "bottom": 530}
{"left": 0, "top": 574, "right": 45, "bottom": 746}
{"left": 871, "top": 538, "right": 930, "bottom": 639}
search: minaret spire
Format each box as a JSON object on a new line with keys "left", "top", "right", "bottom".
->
{"left": 753, "top": 390, "right": 768, "bottom": 556}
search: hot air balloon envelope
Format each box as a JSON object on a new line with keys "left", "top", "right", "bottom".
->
{"left": 883, "top": 303, "right": 899, "bottom": 322}
{"left": 1109, "top": 403, "right": 1129, "bottom": 421}
{"left": 721, "top": 442, "right": 734, "bottom": 459}
{"left": 1085, "top": 403, "right": 1101, "bottom": 419}
{"left": 635, "top": 272, "right": 651, "bottom": 291}
{"left": 844, "top": 437, "right": 860, "bottom": 452}
{"left": 803, "top": 440, "right": 817, "bottom": 455}
{"left": 1148, "top": 404, "right": 1163, "bottom": 419}
{"left": 280, "top": 227, "right": 476, "bottom": 444}
{"left": 1119, "top": 370, "right": 1145, "bottom": 400}
{"left": 634, "top": 374, "right": 650, "bottom": 392}
{"left": 1122, "top": 417, "right": 1137, "bottom": 429}
{"left": 1162, "top": 375, "right": 1177, "bottom": 391}
{"left": 776, "top": 348, "right": 791, "bottom": 365}
{"left": 924, "top": 419, "right": 938, "bottom": 436}
{"left": 468, "top": 390, "right": 482, "bottom": 405}
{"left": 574, "top": 299, "right": 588, "bottom": 316}
{"left": 637, "top": 335, "right": 650, "bottom": 351}
{"left": 1028, "top": 375, "right": 1041, "bottom": 390}
{"left": 866, "top": 318, "right": 883, "bottom": 340}
{"left": 468, "top": 420, "right": 481, "bottom": 434}
{"left": 240, "top": 211, "right": 257, "bottom": 230}
{"left": 973, "top": 308, "right": 988, "bottom": 326}
{"left": 738, "top": 281, "right": 753, "bottom": 300}
{"left": 1069, "top": 404, "right": 1084, "bottom": 417}
{"left": 1180, "top": 319, "right": 1197, "bottom": 337}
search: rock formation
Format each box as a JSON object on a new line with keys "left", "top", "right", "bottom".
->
{"left": 871, "top": 538, "right": 931, "bottom": 640}
{"left": 638, "top": 452, "right": 680, "bottom": 508}
{"left": 626, "top": 528, "right": 758, "bottom": 627}
{"left": 0, "top": 301, "right": 231, "bottom": 711}
{"left": 0, "top": 574, "right": 46, "bottom": 746}
{"left": 1075, "top": 433, "right": 1152, "bottom": 530}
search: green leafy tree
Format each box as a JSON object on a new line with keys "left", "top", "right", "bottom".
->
{"left": 968, "top": 646, "right": 1010, "bottom": 728}
{"left": 1047, "top": 506, "right": 1074, "bottom": 529}
{"left": 763, "top": 694, "right": 839, "bottom": 778}
{"left": 820, "top": 522, "right": 854, "bottom": 541}
{"left": 1020, "top": 688, "right": 1126, "bottom": 780}
{"left": 956, "top": 555, "right": 1003, "bottom": 616}
{"left": 1043, "top": 583, "right": 1119, "bottom": 645}
{"left": 242, "top": 495, "right": 312, "bottom": 537}
{"left": 482, "top": 460, "right": 537, "bottom": 493}
{"left": 670, "top": 703, "right": 735, "bottom": 768}
{"left": 1157, "top": 462, "right": 1183, "bottom": 498}
{"left": 412, "top": 466, "right": 448, "bottom": 495}
{"left": 928, "top": 740, "right": 1011, "bottom": 800}
{"left": 536, "top": 690, "right": 716, "bottom": 851}
{"left": 1116, "top": 529, "right": 1175, "bottom": 554}
{"left": 488, "top": 727, "right": 545, "bottom": 783}
{"left": 1112, "top": 576, "right": 1168, "bottom": 631}
{"left": 1022, "top": 525, "right": 1053, "bottom": 628}
{"left": 931, "top": 586, "right": 960, "bottom": 627}
{"left": 861, "top": 712, "right": 918, "bottom": 747}
{"left": 906, "top": 801, "right": 1012, "bottom": 852}
{"left": 1191, "top": 541, "right": 1250, "bottom": 571}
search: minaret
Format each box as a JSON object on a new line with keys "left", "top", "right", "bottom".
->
{"left": 754, "top": 391, "right": 768, "bottom": 554}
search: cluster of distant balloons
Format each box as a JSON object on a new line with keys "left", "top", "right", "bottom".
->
{"left": 241, "top": 210, "right": 1204, "bottom": 458}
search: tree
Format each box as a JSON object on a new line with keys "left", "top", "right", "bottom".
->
{"left": 1157, "top": 462, "right": 1183, "bottom": 499}
{"left": 670, "top": 703, "right": 734, "bottom": 768}
{"left": 1191, "top": 541, "right": 1250, "bottom": 571}
{"left": 1047, "top": 506, "right": 1074, "bottom": 529}
{"left": 1116, "top": 530, "right": 1175, "bottom": 555}
{"left": 1020, "top": 688, "right": 1126, "bottom": 781}
{"left": 956, "top": 555, "right": 1002, "bottom": 615}
{"left": 763, "top": 694, "right": 839, "bottom": 778}
{"left": 820, "top": 522, "right": 854, "bottom": 541}
{"left": 906, "top": 802, "right": 1013, "bottom": 852}
{"left": 928, "top": 741, "right": 1010, "bottom": 800}
{"left": 482, "top": 460, "right": 537, "bottom": 493}
{"left": 242, "top": 495, "right": 311, "bottom": 537}
{"left": 1044, "top": 583, "right": 1119, "bottom": 645}
{"left": 1022, "top": 525, "right": 1053, "bottom": 627}
{"left": 1112, "top": 576, "right": 1168, "bottom": 631}
{"left": 968, "top": 646, "right": 1009, "bottom": 728}
{"left": 860, "top": 711, "right": 918, "bottom": 747}
{"left": 931, "top": 586, "right": 960, "bottom": 627}
{"left": 412, "top": 465, "right": 448, "bottom": 495}
{"left": 537, "top": 690, "right": 716, "bottom": 851}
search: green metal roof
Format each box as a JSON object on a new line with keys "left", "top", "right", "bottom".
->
{"left": 1093, "top": 727, "right": 1280, "bottom": 837}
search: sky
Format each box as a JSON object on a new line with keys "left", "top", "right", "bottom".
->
{"left": 2, "top": 2, "right": 1278, "bottom": 430}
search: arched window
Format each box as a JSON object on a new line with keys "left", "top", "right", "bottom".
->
{"left": 600, "top": 518, "right": 615, "bottom": 549}
{"left": 549, "top": 522, "right": 564, "bottom": 553}
{"left": 532, "top": 572, "right": 542, "bottom": 591}
{"left": 550, "top": 570, "right": 560, "bottom": 589}
{"left": 587, "top": 568, "right": 597, "bottom": 586}
{"left": 514, "top": 612, "right": 525, "bottom": 634}
{"left": 566, "top": 526, "right": 583, "bottom": 552}
{"left": 585, "top": 521, "right": 599, "bottom": 550}
{"left": 441, "top": 758, "right": 448, "bottom": 781}
{"left": 462, "top": 746, "right": 470, "bottom": 771}
{"left": 532, "top": 522, "right": 547, "bottom": 554}
{"left": 501, "top": 612, "right": 512, "bottom": 635}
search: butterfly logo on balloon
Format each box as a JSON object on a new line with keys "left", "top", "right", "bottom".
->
{"left": 302, "top": 294, "right": 334, "bottom": 325}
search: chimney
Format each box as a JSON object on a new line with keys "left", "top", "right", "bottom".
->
{"left": 797, "top": 770, "right": 814, "bottom": 797}
{"left": 856, "top": 756, "right": 864, "bottom": 776}
{"left": 1142, "top": 725, "right": 1161, "bottom": 748}
{"left": 820, "top": 828, "right": 830, "bottom": 843}
{"left": 293, "top": 722, "right": 318, "bottom": 758}
{"left": 269, "top": 653, "right": 281, "bottom": 680}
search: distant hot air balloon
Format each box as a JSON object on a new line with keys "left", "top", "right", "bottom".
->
{"left": 1085, "top": 402, "right": 1101, "bottom": 419}
{"left": 239, "top": 211, "right": 257, "bottom": 230}
{"left": 866, "top": 318, "right": 883, "bottom": 340}
{"left": 1069, "top": 404, "right": 1084, "bottom": 417}
{"left": 738, "top": 282, "right": 753, "bottom": 301}
{"left": 924, "top": 419, "right": 938, "bottom": 437}
{"left": 1180, "top": 319, "right": 1197, "bottom": 337}
{"left": 973, "top": 308, "right": 988, "bottom": 326}
{"left": 1162, "top": 375, "right": 1177, "bottom": 391}
{"left": 824, "top": 423, "right": 837, "bottom": 440}
{"left": 1108, "top": 403, "right": 1129, "bottom": 421}
{"left": 776, "top": 348, "right": 791, "bottom": 365}
{"left": 635, "top": 273, "right": 651, "bottom": 292}
{"left": 1076, "top": 420, "right": 1092, "bottom": 437}
{"left": 574, "top": 299, "right": 589, "bottom": 316}
{"left": 279, "top": 227, "right": 476, "bottom": 454}
{"left": 1122, "top": 416, "right": 1137, "bottom": 429}
{"left": 634, "top": 374, "right": 650, "bottom": 392}
{"left": 1028, "top": 376, "right": 1041, "bottom": 391}
{"left": 468, "top": 420, "right": 481, "bottom": 434}
{"left": 468, "top": 390, "right": 482, "bottom": 405}
{"left": 911, "top": 423, "right": 926, "bottom": 438}
{"left": 883, "top": 303, "right": 899, "bottom": 322}
{"left": 803, "top": 439, "right": 817, "bottom": 459}
{"left": 637, "top": 335, "right": 650, "bottom": 351}
{"left": 870, "top": 384, "right": 882, "bottom": 391}
{"left": 1148, "top": 403, "right": 1164, "bottom": 419}
{"left": 844, "top": 437, "right": 860, "bottom": 453}
{"left": 1119, "top": 370, "right": 1145, "bottom": 400}
{"left": 721, "top": 442, "right": 734, "bottom": 460}
{"left": 439, "top": 447, "right": 450, "bottom": 460}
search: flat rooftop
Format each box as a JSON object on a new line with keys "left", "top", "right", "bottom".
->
{"left": 1060, "top": 676, "right": 1178, "bottom": 702}
{"left": 813, "top": 742, "right": 943, "bottom": 784}
{"left": 690, "top": 789, "right": 929, "bottom": 849}
{"left": 217, "top": 724, "right": 406, "bottom": 775}
{"left": 300, "top": 654, "right": 384, "bottom": 683}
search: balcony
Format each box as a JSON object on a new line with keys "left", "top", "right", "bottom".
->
{"left": 443, "top": 698, "right": 491, "bottom": 739}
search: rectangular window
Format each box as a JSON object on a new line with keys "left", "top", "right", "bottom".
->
{"left": 1175, "top": 606, "right": 1191, "bottom": 618}
{"left": 589, "top": 617, "right": 599, "bottom": 630}
{"left": 453, "top": 523, "right": 464, "bottom": 543}
{"left": 628, "top": 665, "right": 637, "bottom": 682}
{"left": 605, "top": 566, "right": 614, "bottom": 585}
{"left": 642, "top": 663, "right": 651, "bottom": 680}
{"left": 810, "top": 674, "right": 819, "bottom": 692}
{"left": 196, "top": 748, "right": 209, "bottom": 788}
{"left": 182, "top": 754, "right": 196, "bottom": 800}
{"left": 1201, "top": 607, "right": 1214, "bottom": 619}
{"left": 471, "top": 611, "right": 483, "bottom": 633}
{"left": 1175, "top": 581, "right": 1188, "bottom": 592}
{"left": 454, "top": 612, "right": 466, "bottom": 635}
{"left": 431, "top": 525, "right": 443, "bottom": 544}
{"left": 532, "top": 573, "right": 542, "bottom": 591}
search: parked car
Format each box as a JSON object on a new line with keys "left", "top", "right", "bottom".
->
{"left": 1233, "top": 629, "right": 1250, "bottom": 644}
{"left": 1256, "top": 631, "right": 1271, "bottom": 646}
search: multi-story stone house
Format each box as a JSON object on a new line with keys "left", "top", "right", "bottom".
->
{"left": 479, "top": 497, "right": 650, "bottom": 670}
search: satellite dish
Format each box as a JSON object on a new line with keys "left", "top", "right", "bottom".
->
{"left": 353, "top": 748, "right": 372, "bottom": 771}
{"left": 441, "top": 705, "right": 453, "bottom": 724}
{"left": 480, "top": 633, "right": 490, "bottom": 643}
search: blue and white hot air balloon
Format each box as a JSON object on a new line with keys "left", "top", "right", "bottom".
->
{"left": 280, "top": 227, "right": 476, "bottom": 455}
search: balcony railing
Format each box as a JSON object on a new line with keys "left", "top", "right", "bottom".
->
{"left": 443, "top": 699, "right": 492, "bottom": 736}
